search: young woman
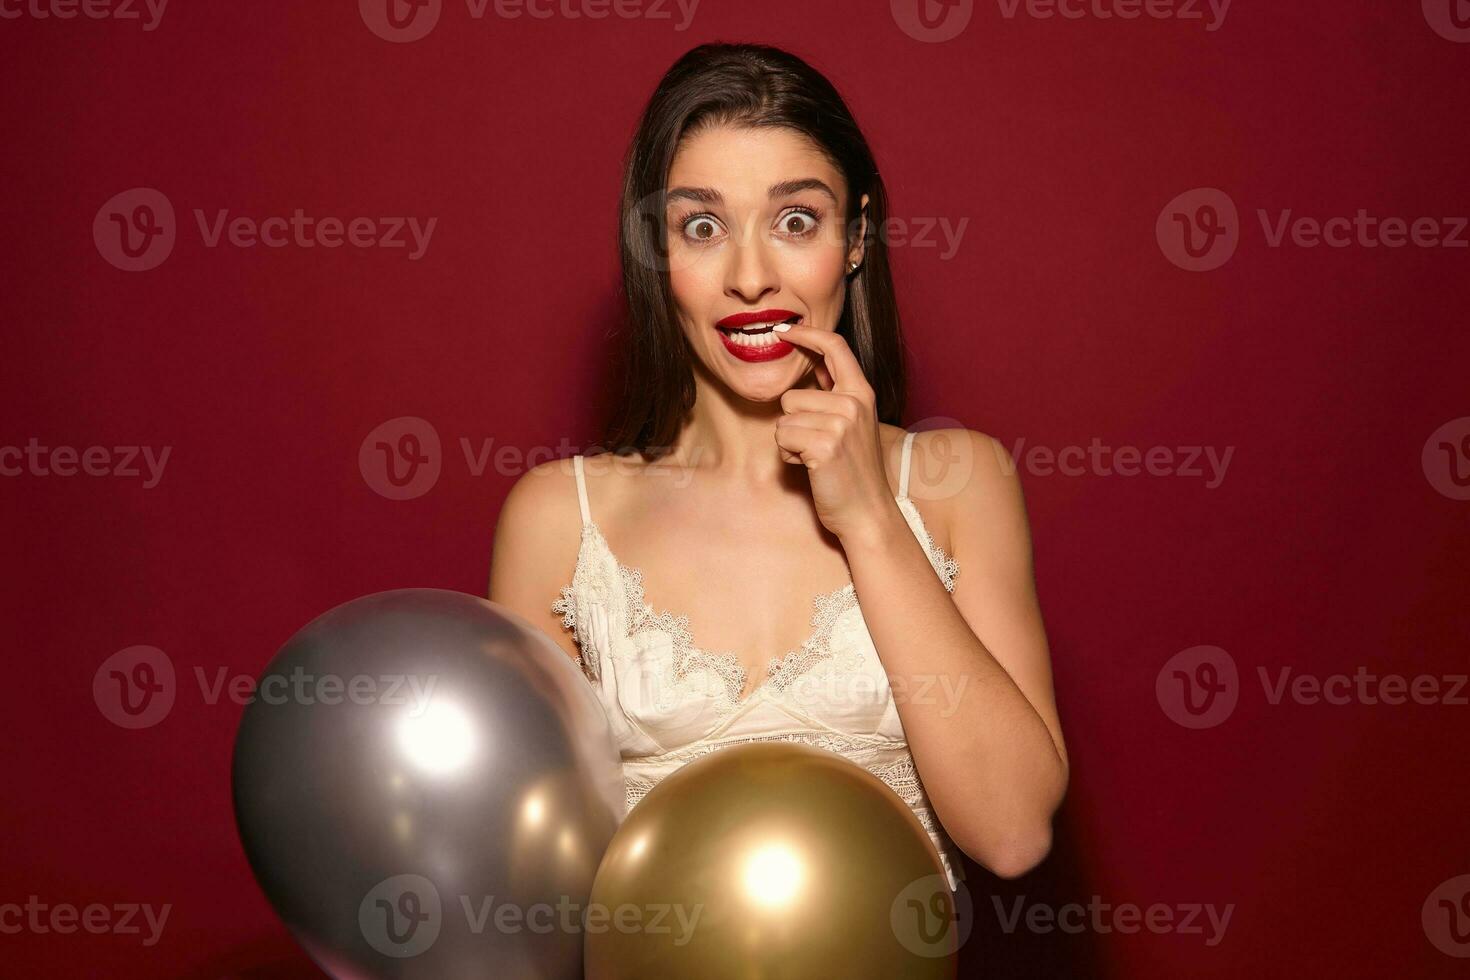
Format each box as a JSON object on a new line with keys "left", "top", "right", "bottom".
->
{"left": 490, "top": 42, "right": 1067, "bottom": 889}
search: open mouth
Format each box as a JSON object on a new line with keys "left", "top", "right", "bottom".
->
{"left": 716, "top": 314, "right": 801, "bottom": 348}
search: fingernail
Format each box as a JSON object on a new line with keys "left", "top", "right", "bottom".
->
{"left": 773, "top": 323, "right": 791, "bottom": 333}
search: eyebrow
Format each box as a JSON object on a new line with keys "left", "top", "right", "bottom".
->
{"left": 665, "top": 178, "right": 839, "bottom": 208}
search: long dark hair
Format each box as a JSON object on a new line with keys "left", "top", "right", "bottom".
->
{"left": 600, "top": 43, "right": 907, "bottom": 458}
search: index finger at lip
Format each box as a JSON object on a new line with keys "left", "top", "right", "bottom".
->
{"left": 777, "top": 324, "right": 867, "bottom": 395}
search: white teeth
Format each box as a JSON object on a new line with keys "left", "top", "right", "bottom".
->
{"left": 726, "top": 328, "right": 783, "bottom": 348}
{"left": 718, "top": 316, "right": 798, "bottom": 351}
{"left": 721, "top": 317, "right": 798, "bottom": 337}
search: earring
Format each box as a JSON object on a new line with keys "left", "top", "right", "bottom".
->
{"left": 848, "top": 260, "right": 859, "bottom": 273}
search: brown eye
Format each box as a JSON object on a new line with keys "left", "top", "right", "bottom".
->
{"left": 780, "top": 210, "right": 818, "bottom": 236}
{"left": 681, "top": 215, "right": 723, "bottom": 242}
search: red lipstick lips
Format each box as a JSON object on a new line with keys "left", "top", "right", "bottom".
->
{"left": 715, "top": 309, "right": 801, "bottom": 363}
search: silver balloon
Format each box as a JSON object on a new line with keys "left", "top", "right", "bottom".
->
{"left": 232, "top": 588, "right": 623, "bottom": 979}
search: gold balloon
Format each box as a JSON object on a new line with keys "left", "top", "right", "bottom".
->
{"left": 585, "top": 742, "right": 959, "bottom": 979}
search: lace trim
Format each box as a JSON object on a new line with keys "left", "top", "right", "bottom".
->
{"left": 897, "top": 495, "right": 960, "bottom": 593}
{"left": 618, "top": 556, "right": 859, "bottom": 707}
{"left": 765, "top": 586, "right": 859, "bottom": 693}
{"left": 548, "top": 594, "right": 588, "bottom": 678}
{"left": 551, "top": 504, "right": 960, "bottom": 690}
{"left": 923, "top": 530, "right": 960, "bottom": 593}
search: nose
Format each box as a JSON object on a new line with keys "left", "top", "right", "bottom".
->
{"left": 723, "top": 215, "right": 780, "bottom": 305}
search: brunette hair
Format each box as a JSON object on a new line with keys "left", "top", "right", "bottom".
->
{"left": 599, "top": 42, "right": 907, "bottom": 458}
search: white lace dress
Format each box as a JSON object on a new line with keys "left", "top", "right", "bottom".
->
{"left": 551, "top": 431, "right": 967, "bottom": 890}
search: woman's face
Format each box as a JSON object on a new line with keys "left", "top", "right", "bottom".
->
{"left": 663, "top": 124, "right": 868, "bottom": 400}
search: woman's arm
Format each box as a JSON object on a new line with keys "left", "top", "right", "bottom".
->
{"left": 487, "top": 459, "right": 585, "bottom": 665}
{"left": 843, "top": 428, "right": 1068, "bottom": 879}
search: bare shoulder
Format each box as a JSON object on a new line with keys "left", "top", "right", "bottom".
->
{"left": 900, "top": 427, "right": 1031, "bottom": 551}
{"left": 494, "top": 455, "right": 583, "bottom": 545}
{"left": 487, "top": 456, "right": 587, "bottom": 660}
{"left": 570, "top": 448, "right": 674, "bottom": 524}
{"left": 492, "top": 449, "right": 651, "bottom": 527}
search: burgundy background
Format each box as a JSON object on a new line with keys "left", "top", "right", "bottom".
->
{"left": 3, "top": 1, "right": 1467, "bottom": 976}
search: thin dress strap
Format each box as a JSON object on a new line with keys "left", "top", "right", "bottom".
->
{"left": 572, "top": 454, "right": 591, "bottom": 526}
{"left": 898, "top": 430, "right": 916, "bottom": 499}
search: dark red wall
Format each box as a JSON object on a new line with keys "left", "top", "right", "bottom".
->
{"left": 3, "top": 1, "right": 1467, "bottom": 976}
